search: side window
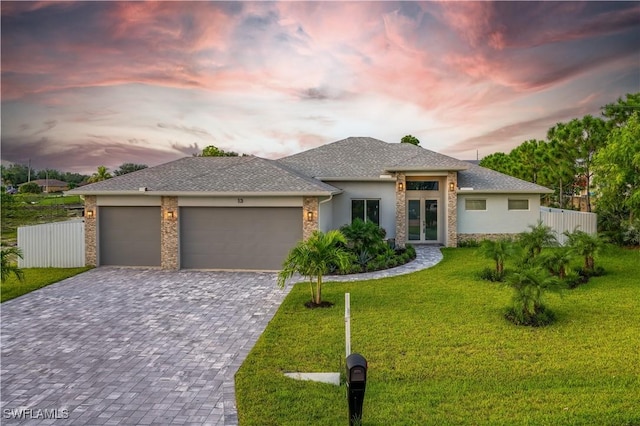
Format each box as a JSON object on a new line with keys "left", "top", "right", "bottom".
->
{"left": 508, "top": 199, "right": 529, "bottom": 210}
{"left": 465, "top": 199, "right": 487, "bottom": 211}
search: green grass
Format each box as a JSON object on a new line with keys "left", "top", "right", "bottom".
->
{"left": 1, "top": 267, "right": 92, "bottom": 302}
{"left": 236, "top": 247, "right": 640, "bottom": 425}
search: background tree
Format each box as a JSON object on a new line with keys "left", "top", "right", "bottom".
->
{"left": 36, "top": 169, "right": 63, "bottom": 181}
{"left": 1, "top": 163, "right": 33, "bottom": 186}
{"left": 479, "top": 152, "right": 514, "bottom": 176}
{"left": 199, "top": 145, "right": 239, "bottom": 157}
{"left": 548, "top": 116, "right": 607, "bottom": 212}
{"left": 400, "top": 135, "right": 420, "bottom": 146}
{"left": 278, "top": 230, "right": 351, "bottom": 306}
{"left": 594, "top": 111, "right": 640, "bottom": 222}
{"left": 602, "top": 93, "right": 640, "bottom": 128}
{"left": 88, "top": 166, "right": 112, "bottom": 183}
{"left": 18, "top": 182, "right": 42, "bottom": 194}
{"left": 114, "top": 163, "right": 148, "bottom": 176}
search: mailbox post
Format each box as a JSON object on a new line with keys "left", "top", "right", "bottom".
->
{"left": 346, "top": 353, "right": 367, "bottom": 425}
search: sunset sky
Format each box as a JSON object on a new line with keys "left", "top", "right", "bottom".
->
{"left": 1, "top": 1, "right": 638, "bottom": 174}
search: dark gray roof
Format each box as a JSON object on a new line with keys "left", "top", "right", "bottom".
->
{"left": 278, "top": 136, "right": 469, "bottom": 178}
{"left": 69, "top": 156, "right": 340, "bottom": 195}
{"left": 458, "top": 163, "right": 553, "bottom": 193}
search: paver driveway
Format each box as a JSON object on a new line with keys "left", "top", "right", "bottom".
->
{"left": 1, "top": 268, "right": 289, "bottom": 425}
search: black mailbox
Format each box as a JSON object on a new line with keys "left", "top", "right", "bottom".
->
{"left": 346, "top": 353, "right": 367, "bottom": 425}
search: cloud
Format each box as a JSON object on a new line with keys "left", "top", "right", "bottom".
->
{"left": 157, "top": 123, "right": 212, "bottom": 138}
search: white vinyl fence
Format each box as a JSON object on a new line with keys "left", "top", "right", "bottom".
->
{"left": 17, "top": 219, "right": 85, "bottom": 268}
{"left": 539, "top": 207, "right": 597, "bottom": 245}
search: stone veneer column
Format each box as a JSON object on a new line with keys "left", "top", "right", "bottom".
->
{"left": 161, "top": 196, "right": 179, "bottom": 270}
{"left": 447, "top": 171, "right": 458, "bottom": 247}
{"left": 84, "top": 195, "right": 97, "bottom": 267}
{"left": 302, "top": 197, "right": 319, "bottom": 240}
{"left": 395, "top": 173, "right": 406, "bottom": 248}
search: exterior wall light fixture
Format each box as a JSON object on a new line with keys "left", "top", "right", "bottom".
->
{"left": 166, "top": 210, "right": 176, "bottom": 219}
{"left": 307, "top": 211, "right": 314, "bottom": 221}
{"left": 398, "top": 182, "right": 404, "bottom": 191}
{"left": 85, "top": 209, "right": 94, "bottom": 218}
{"left": 449, "top": 182, "right": 455, "bottom": 192}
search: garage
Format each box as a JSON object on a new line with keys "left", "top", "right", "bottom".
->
{"left": 99, "top": 206, "right": 161, "bottom": 266}
{"left": 180, "top": 207, "right": 302, "bottom": 270}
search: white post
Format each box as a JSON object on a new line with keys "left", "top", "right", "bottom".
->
{"left": 345, "top": 293, "right": 351, "bottom": 357}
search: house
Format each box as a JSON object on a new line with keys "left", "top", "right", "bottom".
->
{"left": 21, "top": 179, "right": 69, "bottom": 193}
{"left": 68, "top": 137, "right": 551, "bottom": 270}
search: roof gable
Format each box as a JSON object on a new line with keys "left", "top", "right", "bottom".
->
{"left": 69, "top": 156, "right": 340, "bottom": 195}
{"left": 278, "top": 136, "right": 469, "bottom": 178}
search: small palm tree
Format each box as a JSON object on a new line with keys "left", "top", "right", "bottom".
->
{"left": 518, "top": 220, "right": 558, "bottom": 259}
{"left": 1, "top": 247, "right": 25, "bottom": 283}
{"left": 479, "top": 238, "right": 516, "bottom": 275}
{"left": 539, "top": 247, "right": 573, "bottom": 279}
{"left": 505, "top": 266, "right": 561, "bottom": 326}
{"left": 564, "top": 230, "right": 604, "bottom": 272}
{"left": 278, "top": 230, "right": 352, "bottom": 306}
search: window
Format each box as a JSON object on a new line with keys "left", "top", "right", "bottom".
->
{"left": 351, "top": 199, "right": 380, "bottom": 225}
{"left": 465, "top": 199, "right": 487, "bottom": 211}
{"left": 406, "top": 181, "right": 439, "bottom": 191}
{"left": 508, "top": 199, "right": 529, "bottom": 210}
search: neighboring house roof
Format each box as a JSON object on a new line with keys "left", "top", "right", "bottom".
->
{"left": 458, "top": 163, "right": 553, "bottom": 194}
{"left": 68, "top": 156, "right": 341, "bottom": 196}
{"left": 21, "top": 179, "right": 68, "bottom": 187}
{"left": 277, "top": 137, "right": 470, "bottom": 179}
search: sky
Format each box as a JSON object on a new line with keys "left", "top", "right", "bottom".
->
{"left": 1, "top": 1, "right": 639, "bottom": 175}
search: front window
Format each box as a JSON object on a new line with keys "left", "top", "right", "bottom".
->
{"left": 465, "top": 199, "right": 487, "bottom": 211}
{"left": 351, "top": 199, "right": 380, "bottom": 225}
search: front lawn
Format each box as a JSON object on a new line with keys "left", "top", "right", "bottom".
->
{"left": 236, "top": 247, "right": 640, "bottom": 425}
{"left": 1, "top": 267, "right": 92, "bottom": 302}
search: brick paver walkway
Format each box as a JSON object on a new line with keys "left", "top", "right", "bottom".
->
{"left": 1, "top": 246, "right": 441, "bottom": 425}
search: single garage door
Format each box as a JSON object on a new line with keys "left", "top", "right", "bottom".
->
{"left": 99, "top": 206, "right": 161, "bottom": 266}
{"left": 180, "top": 207, "right": 302, "bottom": 270}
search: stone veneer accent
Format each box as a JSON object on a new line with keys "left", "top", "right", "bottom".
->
{"left": 395, "top": 173, "right": 406, "bottom": 248}
{"left": 302, "top": 197, "right": 319, "bottom": 240}
{"left": 84, "top": 195, "right": 97, "bottom": 267}
{"left": 458, "top": 233, "right": 518, "bottom": 244}
{"left": 447, "top": 171, "right": 458, "bottom": 247}
{"left": 161, "top": 196, "right": 179, "bottom": 270}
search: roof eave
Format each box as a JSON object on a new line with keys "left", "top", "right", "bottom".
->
{"left": 67, "top": 189, "right": 342, "bottom": 197}
{"left": 384, "top": 166, "right": 469, "bottom": 172}
{"left": 457, "top": 189, "right": 554, "bottom": 194}
{"left": 317, "top": 176, "right": 396, "bottom": 182}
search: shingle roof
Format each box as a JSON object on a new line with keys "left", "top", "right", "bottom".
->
{"left": 458, "top": 163, "right": 553, "bottom": 193}
{"left": 68, "top": 156, "right": 340, "bottom": 195}
{"left": 277, "top": 136, "right": 470, "bottom": 178}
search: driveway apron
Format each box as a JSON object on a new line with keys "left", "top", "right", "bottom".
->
{"left": 1, "top": 268, "right": 289, "bottom": 425}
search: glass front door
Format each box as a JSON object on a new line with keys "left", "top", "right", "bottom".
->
{"left": 407, "top": 199, "right": 439, "bottom": 242}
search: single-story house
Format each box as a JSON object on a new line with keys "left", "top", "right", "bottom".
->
{"left": 21, "top": 179, "right": 69, "bottom": 193}
{"left": 68, "top": 137, "right": 552, "bottom": 270}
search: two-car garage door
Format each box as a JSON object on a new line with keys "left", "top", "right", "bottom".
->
{"left": 98, "top": 206, "right": 302, "bottom": 270}
{"left": 180, "top": 207, "right": 302, "bottom": 270}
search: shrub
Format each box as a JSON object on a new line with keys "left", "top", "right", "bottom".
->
{"left": 517, "top": 220, "right": 558, "bottom": 259}
{"left": 339, "top": 219, "right": 387, "bottom": 255}
{"left": 458, "top": 239, "right": 480, "bottom": 248}
{"left": 563, "top": 271, "right": 586, "bottom": 289}
{"left": 505, "top": 304, "right": 555, "bottom": 327}
{"left": 18, "top": 182, "right": 42, "bottom": 194}
{"left": 479, "top": 267, "right": 505, "bottom": 282}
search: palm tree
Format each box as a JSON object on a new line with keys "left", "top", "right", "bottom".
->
{"left": 505, "top": 266, "right": 561, "bottom": 326}
{"left": 479, "top": 238, "right": 516, "bottom": 275}
{"left": 88, "top": 166, "right": 112, "bottom": 183}
{"left": 518, "top": 220, "right": 558, "bottom": 259}
{"left": 539, "top": 248, "right": 573, "bottom": 279}
{"left": 564, "top": 230, "right": 604, "bottom": 272}
{"left": 278, "top": 230, "right": 352, "bottom": 306}
{"left": 1, "top": 247, "right": 25, "bottom": 283}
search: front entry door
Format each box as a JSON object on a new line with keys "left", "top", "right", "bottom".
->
{"left": 407, "top": 199, "right": 439, "bottom": 242}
